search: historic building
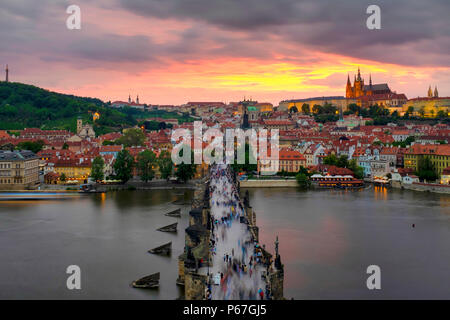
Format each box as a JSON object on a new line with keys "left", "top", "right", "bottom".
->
{"left": 53, "top": 159, "right": 91, "bottom": 183}
{"left": 404, "top": 144, "right": 450, "bottom": 176}
{"left": 76, "top": 118, "right": 95, "bottom": 140}
{"left": 279, "top": 96, "right": 354, "bottom": 113}
{"left": 346, "top": 68, "right": 392, "bottom": 98}
{"left": 427, "top": 85, "right": 439, "bottom": 98}
{"left": 345, "top": 68, "right": 407, "bottom": 108}
{"left": 258, "top": 149, "right": 306, "bottom": 174}
{"left": 402, "top": 86, "right": 449, "bottom": 117}
{"left": 0, "top": 150, "right": 40, "bottom": 190}
{"left": 111, "top": 95, "right": 146, "bottom": 109}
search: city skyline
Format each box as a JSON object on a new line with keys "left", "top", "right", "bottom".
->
{"left": 1, "top": 0, "right": 449, "bottom": 105}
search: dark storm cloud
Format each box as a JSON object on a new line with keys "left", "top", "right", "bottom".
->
{"left": 0, "top": 0, "right": 448, "bottom": 68}
{"left": 65, "top": 34, "right": 156, "bottom": 63}
{"left": 0, "top": 0, "right": 159, "bottom": 67}
{"left": 117, "top": 0, "right": 450, "bottom": 67}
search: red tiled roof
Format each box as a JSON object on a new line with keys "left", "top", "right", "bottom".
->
{"left": 100, "top": 145, "right": 123, "bottom": 152}
{"left": 279, "top": 150, "right": 305, "bottom": 161}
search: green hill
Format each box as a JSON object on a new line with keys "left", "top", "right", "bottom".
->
{"left": 0, "top": 82, "right": 193, "bottom": 135}
{"left": 0, "top": 82, "right": 139, "bottom": 134}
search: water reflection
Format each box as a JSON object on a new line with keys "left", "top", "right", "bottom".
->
{"left": 247, "top": 187, "right": 450, "bottom": 299}
{"left": 0, "top": 187, "right": 448, "bottom": 299}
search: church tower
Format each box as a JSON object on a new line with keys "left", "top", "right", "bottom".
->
{"left": 357, "top": 67, "right": 362, "bottom": 81}
{"left": 428, "top": 86, "right": 433, "bottom": 98}
{"left": 77, "top": 117, "right": 83, "bottom": 135}
{"left": 346, "top": 74, "right": 353, "bottom": 98}
{"left": 354, "top": 67, "right": 365, "bottom": 97}
{"left": 434, "top": 86, "right": 439, "bottom": 98}
{"left": 136, "top": 95, "right": 139, "bottom": 104}
{"left": 5, "top": 65, "right": 8, "bottom": 82}
{"left": 128, "top": 94, "right": 132, "bottom": 104}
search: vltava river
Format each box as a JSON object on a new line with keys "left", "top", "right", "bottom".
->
{"left": 0, "top": 187, "right": 449, "bottom": 299}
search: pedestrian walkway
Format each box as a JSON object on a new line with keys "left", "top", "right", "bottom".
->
{"left": 202, "top": 164, "right": 268, "bottom": 300}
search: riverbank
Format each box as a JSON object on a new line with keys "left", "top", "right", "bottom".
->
{"left": 240, "top": 179, "right": 298, "bottom": 188}
{"left": 392, "top": 181, "right": 450, "bottom": 194}
{"left": 35, "top": 179, "right": 199, "bottom": 192}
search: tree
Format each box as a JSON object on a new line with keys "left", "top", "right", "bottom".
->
{"left": 312, "top": 104, "right": 322, "bottom": 114}
{"left": 301, "top": 103, "right": 310, "bottom": 115}
{"left": 115, "top": 128, "right": 145, "bottom": 147}
{"left": 62, "top": 142, "right": 69, "bottom": 150}
{"left": 137, "top": 150, "right": 156, "bottom": 182}
{"left": 297, "top": 166, "right": 309, "bottom": 176}
{"left": 437, "top": 110, "right": 447, "bottom": 119}
{"left": 102, "top": 140, "right": 115, "bottom": 146}
{"left": 90, "top": 156, "right": 105, "bottom": 182}
{"left": 336, "top": 155, "right": 349, "bottom": 168}
{"left": 60, "top": 173, "right": 66, "bottom": 182}
{"left": 348, "top": 159, "right": 364, "bottom": 179}
{"left": 416, "top": 156, "right": 438, "bottom": 182}
{"left": 175, "top": 162, "right": 196, "bottom": 183}
{"left": 418, "top": 106, "right": 426, "bottom": 118}
{"left": 407, "top": 106, "right": 414, "bottom": 115}
{"left": 158, "top": 150, "right": 173, "bottom": 180}
{"left": 296, "top": 173, "right": 311, "bottom": 189}
{"left": 114, "top": 149, "right": 134, "bottom": 183}
{"left": 323, "top": 154, "right": 338, "bottom": 166}
{"left": 174, "top": 148, "right": 196, "bottom": 183}
{"left": 231, "top": 143, "right": 257, "bottom": 174}
{"left": 16, "top": 140, "right": 45, "bottom": 153}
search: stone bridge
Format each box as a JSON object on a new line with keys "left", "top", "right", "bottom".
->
{"left": 177, "top": 165, "right": 284, "bottom": 300}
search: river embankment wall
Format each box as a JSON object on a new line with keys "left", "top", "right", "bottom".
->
{"left": 392, "top": 181, "right": 450, "bottom": 194}
{"left": 240, "top": 179, "right": 298, "bottom": 188}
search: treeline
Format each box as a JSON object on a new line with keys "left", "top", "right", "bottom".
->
{"left": 296, "top": 102, "right": 449, "bottom": 125}
{"left": 91, "top": 149, "right": 196, "bottom": 184}
{"left": 0, "top": 82, "right": 107, "bottom": 131}
{"left": 0, "top": 82, "right": 193, "bottom": 134}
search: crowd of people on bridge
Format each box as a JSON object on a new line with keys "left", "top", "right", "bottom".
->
{"left": 205, "top": 165, "right": 271, "bottom": 300}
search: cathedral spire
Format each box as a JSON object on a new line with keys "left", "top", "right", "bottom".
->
{"left": 357, "top": 67, "right": 362, "bottom": 81}
{"left": 427, "top": 85, "right": 433, "bottom": 98}
{"left": 128, "top": 94, "right": 131, "bottom": 104}
{"left": 347, "top": 74, "right": 351, "bottom": 85}
{"left": 369, "top": 74, "right": 372, "bottom": 88}
{"left": 434, "top": 86, "right": 438, "bottom": 98}
{"left": 136, "top": 95, "right": 140, "bottom": 104}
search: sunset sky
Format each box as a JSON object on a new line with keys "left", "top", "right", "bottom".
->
{"left": 1, "top": 0, "right": 449, "bottom": 105}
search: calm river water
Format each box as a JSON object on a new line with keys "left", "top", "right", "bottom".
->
{"left": 0, "top": 187, "right": 449, "bottom": 299}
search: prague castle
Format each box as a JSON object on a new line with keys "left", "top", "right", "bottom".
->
{"left": 346, "top": 67, "right": 391, "bottom": 98}
{"left": 345, "top": 68, "right": 407, "bottom": 108}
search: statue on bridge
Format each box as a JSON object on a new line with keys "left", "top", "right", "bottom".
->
{"left": 244, "top": 190, "right": 250, "bottom": 207}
